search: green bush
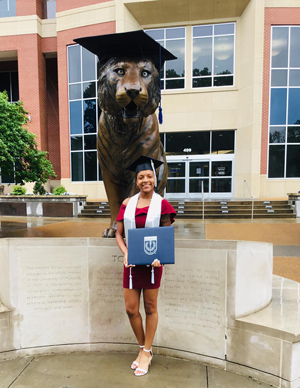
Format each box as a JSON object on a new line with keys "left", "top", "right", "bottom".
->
{"left": 33, "top": 181, "right": 46, "bottom": 195}
{"left": 12, "top": 185, "right": 26, "bottom": 195}
{"left": 53, "top": 185, "right": 67, "bottom": 195}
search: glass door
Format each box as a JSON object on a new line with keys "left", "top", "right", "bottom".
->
{"left": 189, "top": 161, "right": 209, "bottom": 197}
{"left": 165, "top": 155, "right": 234, "bottom": 199}
{"left": 165, "top": 158, "right": 210, "bottom": 199}
{"left": 211, "top": 160, "right": 233, "bottom": 195}
{"left": 166, "top": 161, "right": 186, "bottom": 197}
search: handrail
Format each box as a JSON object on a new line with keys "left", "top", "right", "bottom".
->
{"left": 243, "top": 180, "right": 254, "bottom": 220}
{"left": 201, "top": 180, "right": 204, "bottom": 221}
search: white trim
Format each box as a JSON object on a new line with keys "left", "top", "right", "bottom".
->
{"left": 145, "top": 26, "right": 186, "bottom": 91}
{"left": 67, "top": 44, "right": 102, "bottom": 183}
{"left": 268, "top": 26, "right": 300, "bottom": 179}
{"left": 191, "top": 22, "right": 235, "bottom": 90}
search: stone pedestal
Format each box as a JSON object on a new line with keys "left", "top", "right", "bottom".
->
{"left": 0, "top": 195, "right": 87, "bottom": 217}
{"left": 288, "top": 193, "right": 300, "bottom": 217}
{"left": 0, "top": 238, "right": 299, "bottom": 387}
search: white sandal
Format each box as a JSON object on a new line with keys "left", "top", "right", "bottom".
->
{"left": 134, "top": 348, "right": 153, "bottom": 376}
{"left": 131, "top": 345, "right": 144, "bottom": 370}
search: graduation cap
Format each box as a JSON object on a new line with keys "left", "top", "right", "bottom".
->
{"left": 74, "top": 30, "right": 177, "bottom": 124}
{"left": 74, "top": 30, "right": 176, "bottom": 71}
{"left": 126, "top": 155, "right": 163, "bottom": 188}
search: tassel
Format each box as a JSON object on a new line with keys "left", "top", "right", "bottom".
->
{"left": 158, "top": 106, "right": 163, "bottom": 124}
{"left": 151, "top": 267, "right": 155, "bottom": 284}
{"left": 158, "top": 44, "right": 163, "bottom": 125}
{"left": 150, "top": 158, "right": 157, "bottom": 188}
{"left": 129, "top": 267, "right": 133, "bottom": 289}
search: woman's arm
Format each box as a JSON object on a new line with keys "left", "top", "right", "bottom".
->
{"left": 152, "top": 213, "right": 172, "bottom": 267}
{"left": 115, "top": 221, "right": 128, "bottom": 266}
{"left": 160, "top": 213, "right": 172, "bottom": 226}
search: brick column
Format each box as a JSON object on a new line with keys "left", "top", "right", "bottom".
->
{"left": 18, "top": 34, "right": 48, "bottom": 151}
{"left": 16, "top": 0, "right": 43, "bottom": 18}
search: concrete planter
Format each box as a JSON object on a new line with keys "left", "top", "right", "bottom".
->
{"left": 0, "top": 195, "right": 87, "bottom": 217}
{"left": 288, "top": 193, "right": 300, "bottom": 217}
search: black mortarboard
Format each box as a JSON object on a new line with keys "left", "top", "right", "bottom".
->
{"left": 74, "top": 30, "right": 176, "bottom": 71}
{"left": 127, "top": 156, "right": 163, "bottom": 187}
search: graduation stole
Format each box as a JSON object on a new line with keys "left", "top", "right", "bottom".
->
{"left": 124, "top": 192, "right": 162, "bottom": 242}
{"left": 124, "top": 192, "right": 162, "bottom": 289}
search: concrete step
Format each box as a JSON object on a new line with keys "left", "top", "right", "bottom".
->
{"left": 169, "top": 200, "right": 289, "bottom": 206}
{"left": 79, "top": 200, "right": 296, "bottom": 219}
{"left": 172, "top": 205, "right": 292, "bottom": 211}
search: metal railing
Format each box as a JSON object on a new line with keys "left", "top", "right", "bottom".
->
{"left": 243, "top": 180, "right": 254, "bottom": 220}
{"left": 201, "top": 180, "right": 205, "bottom": 221}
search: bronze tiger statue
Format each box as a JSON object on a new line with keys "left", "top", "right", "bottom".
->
{"left": 97, "top": 57, "right": 167, "bottom": 237}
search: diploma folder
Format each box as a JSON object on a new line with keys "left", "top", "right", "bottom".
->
{"left": 127, "top": 226, "right": 175, "bottom": 265}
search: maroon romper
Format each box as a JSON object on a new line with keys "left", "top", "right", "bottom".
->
{"left": 117, "top": 199, "right": 176, "bottom": 289}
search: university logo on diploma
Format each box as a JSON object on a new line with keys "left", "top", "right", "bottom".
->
{"left": 128, "top": 226, "right": 175, "bottom": 265}
{"left": 144, "top": 236, "right": 157, "bottom": 255}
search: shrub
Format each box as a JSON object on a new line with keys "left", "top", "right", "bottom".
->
{"left": 33, "top": 181, "right": 46, "bottom": 195}
{"left": 12, "top": 185, "right": 26, "bottom": 195}
{"left": 53, "top": 185, "right": 67, "bottom": 195}
{"left": 0, "top": 91, "right": 56, "bottom": 185}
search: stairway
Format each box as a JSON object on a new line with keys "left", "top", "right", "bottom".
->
{"left": 78, "top": 199, "right": 296, "bottom": 219}
{"left": 169, "top": 200, "right": 295, "bottom": 218}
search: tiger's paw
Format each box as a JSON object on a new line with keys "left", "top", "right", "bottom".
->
{"left": 102, "top": 228, "right": 116, "bottom": 238}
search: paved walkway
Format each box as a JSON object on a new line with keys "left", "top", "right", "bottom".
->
{"left": 0, "top": 352, "right": 273, "bottom": 388}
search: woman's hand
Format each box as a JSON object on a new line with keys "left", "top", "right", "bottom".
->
{"left": 151, "top": 259, "right": 161, "bottom": 267}
{"left": 123, "top": 251, "right": 128, "bottom": 266}
{"left": 124, "top": 251, "right": 135, "bottom": 268}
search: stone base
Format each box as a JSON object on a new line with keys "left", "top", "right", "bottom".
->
{"left": 0, "top": 195, "right": 87, "bottom": 217}
{"left": 0, "top": 238, "right": 299, "bottom": 387}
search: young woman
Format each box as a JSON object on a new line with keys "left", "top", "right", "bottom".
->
{"left": 116, "top": 156, "right": 176, "bottom": 377}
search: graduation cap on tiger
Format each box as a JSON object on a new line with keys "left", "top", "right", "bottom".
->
{"left": 73, "top": 30, "right": 177, "bottom": 124}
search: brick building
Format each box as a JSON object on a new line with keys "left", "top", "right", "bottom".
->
{"left": 0, "top": 0, "right": 300, "bottom": 200}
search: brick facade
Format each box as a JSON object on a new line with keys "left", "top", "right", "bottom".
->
{"left": 0, "top": 11, "right": 114, "bottom": 181}
{"left": 16, "top": 0, "right": 43, "bottom": 18}
{"left": 0, "top": 34, "right": 47, "bottom": 150}
{"left": 57, "top": 0, "right": 112, "bottom": 13}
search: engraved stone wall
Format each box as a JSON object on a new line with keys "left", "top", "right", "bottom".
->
{"left": 158, "top": 248, "right": 226, "bottom": 358}
{"left": 0, "top": 238, "right": 273, "bottom": 365}
{"left": 17, "top": 246, "right": 89, "bottom": 348}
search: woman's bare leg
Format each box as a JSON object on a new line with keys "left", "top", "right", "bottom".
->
{"left": 123, "top": 288, "right": 145, "bottom": 366}
{"left": 135, "top": 288, "right": 159, "bottom": 375}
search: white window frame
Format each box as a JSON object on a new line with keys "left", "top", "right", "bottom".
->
{"left": 268, "top": 25, "right": 300, "bottom": 180}
{"left": 191, "top": 22, "right": 236, "bottom": 89}
{"left": 145, "top": 27, "right": 186, "bottom": 91}
{"left": 67, "top": 44, "right": 102, "bottom": 183}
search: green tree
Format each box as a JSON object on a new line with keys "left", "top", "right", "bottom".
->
{"left": 0, "top": 91, "right": 56, "bottom": 185}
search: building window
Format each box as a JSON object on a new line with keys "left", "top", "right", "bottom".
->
{"left": 0, "top": 71, "right": 19, "bottom": 102}
{"left": 145, "top": 27, "right": 186, "bottom": 90}
{"left": 161, "top": 130, "right": 235, "bottom": 156}
{"left": 43, "top": 0, "right": 56, "bottom": 19}
{"left": 192, "top": 23, "right": 235, "bottom": 88}
{"left": 68, "top": 45, "right": 102, "bottom": 182}
{"left": 268, "top": 26, "right": 300, "bottom": 178}
{"left": 0, "top": 0, "right": 16, "bottom": 18}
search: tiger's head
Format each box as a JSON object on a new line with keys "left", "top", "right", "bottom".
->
{"left": 98, "top": 58, "right": 160, "bottom": 124}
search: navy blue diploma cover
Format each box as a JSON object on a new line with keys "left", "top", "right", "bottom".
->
{"left": 127, "top": 226, "right": 175, "bottom": 266}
